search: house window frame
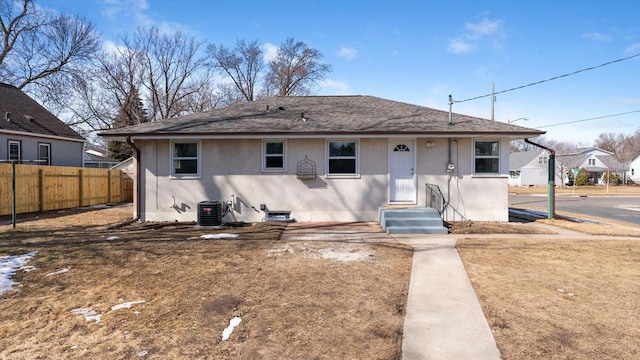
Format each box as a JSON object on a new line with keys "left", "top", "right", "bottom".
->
{"left": 326, "top": 139, "right": 360, "bottom": 178}
{"left": 473, "top": 140, "right": 500, "bottom": 174}
{"left": 170, "top": 140, "right": 201, "bottom": 178}
{"left": 262, "top": 140, "right": 286, "bottom": 172}
{"left": 8, "top": 140, "right": 21, "bottom": 162}
{"left": 588, "top": 158, "right": 596, "bottom": 166}
{"left": 38, "top": 142, "right": 51, "bottom": 165}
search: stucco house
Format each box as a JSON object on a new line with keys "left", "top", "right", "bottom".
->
{"left": 557, "top": 147, "right": 625, "bottom": 185}
{"left": 0, "top": 83, "right": 84, "bottom": 166}
{"left": 99, "top": 95, "right": 544, "bottom": 223}
{"left": 508, "top": 149, "right": 562, "bottom": 187}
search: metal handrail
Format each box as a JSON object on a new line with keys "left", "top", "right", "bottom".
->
{"left": 425, "top": 183, "right": 446, "bottom": 214}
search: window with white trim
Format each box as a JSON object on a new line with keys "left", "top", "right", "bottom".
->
{"left": 8, "top": 140, "right": 20, "bottom": 161}
{"left": 538, "top": 156, "right": 547, "bottom": 164}
{"left": 474, "top": 140, "right": 500, "bottom": 173}
{"left": 588, "top": 158, "right": 596, "bottom": 166}
{"left": 171, "top": 141, "right": 199, "bottom": 177}
{"left": 327, "top": 140, "right": 358, "bottom": 176}
{"left": 38, "top": 143, "right": 51, "bottom": 165}
{"left": 263, "top": 140, "right": 286, "bottom": 172}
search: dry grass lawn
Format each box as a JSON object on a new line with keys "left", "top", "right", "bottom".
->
{"left": 510, "top": 184, "right": 640, "bottom": 196}
{"left": 457, "top": 238, "right": 640, "bottom": 359}
{"left": 0, "top": 205, "right": 411, "bottom": 359}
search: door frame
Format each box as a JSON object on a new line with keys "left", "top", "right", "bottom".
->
{"left": 388, "top": 138, "right": 417, "bottom": 204}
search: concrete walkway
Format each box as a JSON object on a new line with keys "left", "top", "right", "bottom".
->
{"left": 397, "top": 235, "right": 501, "bottom": 360}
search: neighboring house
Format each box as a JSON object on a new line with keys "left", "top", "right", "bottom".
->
{"left": 628, "top": 154, "right": 640, "bottom": 184}
{"left": 557, "top": 147, "right": 625, "bottom": 185}
{"left": 0, "top": 83, "right": 84, "bottom": 166}
{"left": 84, "top": 151, "right": 120, "bottom": 168}
{"left": 99, "top": 95, "right": 543, "bottom": 223}
{"left": 112, "top": 157, "right": 135, "bottom": 176}
{"left": 508, "top": 149, "right": 562, "bottom": 187}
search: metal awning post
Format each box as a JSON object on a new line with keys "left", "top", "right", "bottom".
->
{"left": 525, "top": 139, "right": 555, "bottom": 219}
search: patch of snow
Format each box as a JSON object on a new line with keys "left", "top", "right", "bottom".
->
{"left": 200, "top": 233, "right": 239, "bottom": 239}
{"left": 221, "top": 317, "right": 242, "bottom": 341}
{"left": 0, "top": 251, "right": 38, "bottom": 295}
{"left": 137, "top": 350, "right": 148, "bottom": 357}
{"left": 107, "top": 236, "right": 120, "bottom": 241}
{"left": 46, "top": 268, "right": 69, "bottom": 277}
{"left": 111, "top": 300, "right": 145, "bottom": 311}
{"left": 21, "top": 265, "right": 36, "bottom": 273}
{"left": 70, "top": 308, "right": 103, "bottom": 323}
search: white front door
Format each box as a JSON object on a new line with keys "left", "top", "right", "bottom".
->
{"left": 389, "top": 139, "right": 416, "bottom": 202}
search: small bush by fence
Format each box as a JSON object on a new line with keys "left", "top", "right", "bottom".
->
{"left": 0, "top": 164, "right": 133, "bottom": 217}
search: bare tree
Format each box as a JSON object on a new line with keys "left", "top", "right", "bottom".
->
{"left": 0, "top": 0, "right": 99, "bottom": 97}
{"left": 207, "top": 39, "right": 264, "bottom": 102}
{"left": 138, "top": 27, "right": 208, "bottom": 120}
{"left": 265, "top": 37, "right": 331, "bottom": 96}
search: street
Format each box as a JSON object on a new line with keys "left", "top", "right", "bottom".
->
{"left": 509, "top": 194, "right": 640, "bottom": 225}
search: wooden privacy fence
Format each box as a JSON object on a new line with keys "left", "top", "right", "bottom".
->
{"left": 0, "top": 164, "right": 133, "bottom": 216}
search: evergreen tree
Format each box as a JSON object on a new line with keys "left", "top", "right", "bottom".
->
{"left": 108, "top": 88, "right": 149, "bottom": 161}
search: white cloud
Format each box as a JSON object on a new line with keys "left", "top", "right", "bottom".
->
{"left": 465, "top": 18, "right": 503, "bottom": 39}
{"left": 447, "top": 17, "right": 504, "bottom": 54}
{"left": 336, "top": 46, "right": 358, "bottom": 60}
{"left": 625, "top": 43, "right": 640, "bottom": 53}
{"left": 583, "top": 32, "right": 612, "bottom": 42}
{"left": 319, "top": 79, "right": 351, "bottom": 95}
{"left": 447, "top": 38, "right": 475, "bottom": 54}
{"left": 101, "top": 0, "right": 149, "bottom": 20}
{"left": 262, "top": 42, "right": 278, "bottom": 62}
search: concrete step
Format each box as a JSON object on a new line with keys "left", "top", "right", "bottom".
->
{"left": 377, "top": 206, "right": 448, "bottom": 234}
{"left": 383, "top": 217, "right": 445, "bottom": 227}
{"left": 386, "top": 225, "right": 449, "bottom": 235}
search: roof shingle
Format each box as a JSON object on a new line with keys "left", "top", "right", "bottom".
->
{"left": 99, "top": 95, "right": 545, "bottom": 138}
{"left": 0, "top": 83, "right": 84, "bottom": 141}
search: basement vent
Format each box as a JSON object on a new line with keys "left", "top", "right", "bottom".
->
{"left": 265, "top": 211, "right": 292, "bottom": 222}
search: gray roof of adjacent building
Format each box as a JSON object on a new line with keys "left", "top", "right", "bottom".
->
{"left": 0, "top": 83, "right": 84, "bottom": 141}
{"left": 99, "top": 95, "right": 545, "bottom": 139}
{"left": 509, "top": 149, "right": 546, "bottom": 171}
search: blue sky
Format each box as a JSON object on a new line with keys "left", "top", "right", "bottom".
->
{"left": 39, "top": 0, "right": 640, "bottom": 145}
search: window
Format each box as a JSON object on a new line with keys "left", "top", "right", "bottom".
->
{"left": 327, "top": 140, "right": 358, "bottom": 176}
{"left": 474, "top": 140, "right": 500, "bottom": 173}
{"left": 38, "top": 143, "right": 51, "bottom": 165}
{"left": 509, "top": 170, "right": 520, "bottom": 179}
{"left": 263, "top": 140, "right": 286, "bottom": 171}
{"left": 171, "top": 141, "right": 199, "bottom": 177}
{"left": 588, "top": 158, "right": 596, "bottom": 166}
{"left": 538, "top": 156, "right": 547, "bottom": 164}
{"left": 8, "top": 140, "right": 20, "bottom": 161}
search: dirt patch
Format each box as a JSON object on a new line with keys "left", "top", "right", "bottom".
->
{"left": 457, "top": 238, "right": 640, "bottom": 359}
{"left": 447, "top": 221, "right": 554, "bottom": 235}
{"left": 0, "top": 205, "right": 411, "bottom": 359}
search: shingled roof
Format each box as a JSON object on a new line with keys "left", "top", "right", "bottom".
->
{"left": 0, "top": 83, "right": 84, "bottom": 141}
{"left": 99, "top": 95, "right": 544, "bottom": 139}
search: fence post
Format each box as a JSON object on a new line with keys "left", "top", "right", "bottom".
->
{"left": 78, "top": 169, "right": 83, "bottom": 207}
{"left": 120, "top": 173, "right": 125, "bottom": 203}
{"left": 108, "top": 170, "right": 112, "bottom": 204}
{"left": 38, "top": 169, "right": 44, "bottom": 212}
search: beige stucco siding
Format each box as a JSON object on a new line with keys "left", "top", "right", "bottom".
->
{"left": 135, "top": 137, "right": 509, "bottom": 223}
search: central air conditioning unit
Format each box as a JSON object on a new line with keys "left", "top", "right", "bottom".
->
{"left": 197, "top": 200, "right": 223, "bottom": 226}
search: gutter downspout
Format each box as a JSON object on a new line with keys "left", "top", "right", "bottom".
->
{"left": 126, "top": 136, "right": 141, "bottom": 222}
{"left": 524, "top": 138, "right": 555, "bottom": 219}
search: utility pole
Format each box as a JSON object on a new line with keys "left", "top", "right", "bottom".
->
{"left": 491, "top": 82, "right": 495, "bottom": 121}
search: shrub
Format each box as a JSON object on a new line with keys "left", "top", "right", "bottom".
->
{"left": 575, "top": 168, "right": 589, "bottom": 186}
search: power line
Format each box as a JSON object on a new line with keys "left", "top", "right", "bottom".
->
{"left": 452, "top": 52, "right": 640, "bottom": 104}
{"left": 536, "top": 109, "right": 640, "bottom": 129}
